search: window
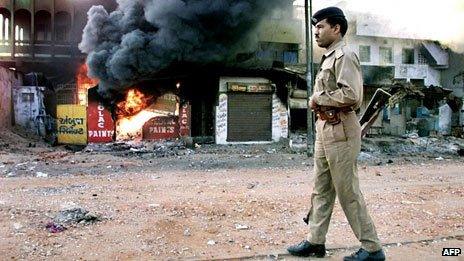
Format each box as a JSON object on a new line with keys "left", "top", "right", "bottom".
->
{"left": 359, "top": 45, "right": 371, "bottom": 62}
{"left": 55, "top": 12, "right": 71, "bottom": 42}
{"left": 35, "top": 11, "right": 52, "bottom": 41}
{"left": 283, "top": 51, "right": 298, "bottom": 64}
{"left": 402, "top": 48, "right": 415, "bottom": 64}
{"left": 256, "top": 42, "right": 299, "bottom": 64}
{"left": 0, "top": 8, "right": 12, "bottom": 42}
{"left": 14, "top": 9, "right": 31, "bottom": 42}
{"left": 418, "top": 52, "right": 427, "bottom": 64}
{"left": 379, "top": 47, "right": 393, "bottom": 64}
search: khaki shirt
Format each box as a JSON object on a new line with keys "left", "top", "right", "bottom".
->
{"left": 310, "top": 40, "right": 363, "bottom": 110}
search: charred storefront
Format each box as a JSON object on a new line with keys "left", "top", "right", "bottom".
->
{"left": 81, "top": 65, "right": 296, "bottom": 145}
{"left": 86, "top": 82, "right": 191, "bottom": 143}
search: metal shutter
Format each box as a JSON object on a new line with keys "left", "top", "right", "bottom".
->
{"left": 227, "top": 93, "right": 272, "bottom": 142}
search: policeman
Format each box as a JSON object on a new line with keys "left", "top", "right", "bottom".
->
{"left": 287, "top": 7, "right": 385, "bottom": 261}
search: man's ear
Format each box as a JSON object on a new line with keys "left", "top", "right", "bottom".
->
{"left": 333, "top": 24, "right": 341, "bottom": 34}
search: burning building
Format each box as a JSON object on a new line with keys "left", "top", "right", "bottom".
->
{"left": 78, "top": 0, "right": 302, "bottom": 144}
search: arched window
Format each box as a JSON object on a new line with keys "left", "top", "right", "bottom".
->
{"left": 14, "top": 9, "right": 31, "bottom": 43}
{"left": 0, "top": 8, "right": 11, "bottom": 43}
{"left": 35, "top": 10, "right": 51, "bottom": 41}
{"left": 55, "top": 11, "right": 71, "bottom": 42}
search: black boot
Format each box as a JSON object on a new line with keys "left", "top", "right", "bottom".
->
{"left": 287, "top": 240, "right": 326, "bottom": 257}
{"left": 343, "top": 248, "right": 386, "bottom": 261}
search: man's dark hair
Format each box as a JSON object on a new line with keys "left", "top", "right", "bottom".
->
{"left": 326, "top": 16, "right": 348, "bottom": 37}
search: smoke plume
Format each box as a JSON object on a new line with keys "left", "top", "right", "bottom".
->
{"left": 79, "top": 0, "right": 289, "bottom": 97}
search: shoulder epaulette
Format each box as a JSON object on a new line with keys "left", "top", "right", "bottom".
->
{"left": 335, "top": 48, "right": 344, "bottom": 59}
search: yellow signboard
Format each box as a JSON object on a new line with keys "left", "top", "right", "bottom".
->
{"left": 57, "top": 105, "right": 87, "bottom": 145}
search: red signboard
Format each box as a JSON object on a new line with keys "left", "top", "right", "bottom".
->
{"left": 143, "top": 116, "right": 180, "bottom": 140}
{"left": 87, "top": 101, "right": 115, "bottom": 143}
{"left": 179, "top": 103, "right": 191, "bottom": 136}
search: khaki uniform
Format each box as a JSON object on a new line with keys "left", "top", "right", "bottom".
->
{"left": 307, "top": 40, "right": 382, "bottom": 252}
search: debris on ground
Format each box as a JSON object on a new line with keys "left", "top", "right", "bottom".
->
{"left": 1, "top": 125, "right": 463, "bottom": 260}
{"left": 53, "top": 208, "right": 101, "bottom": 225}
{"left": 45, "top": 208, "right": 101, "bottom": 233}
{"left": 45, "top": 222, "right": 67, "bottom": 233}
{"left": 84, "top": 140, "right": 194, "bottom": 157}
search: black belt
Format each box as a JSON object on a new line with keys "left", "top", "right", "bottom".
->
{"left": 316, "top": 106, "right": 353, "bottom": 124}
{"left": 318, "top": 106, "right": 353, "bottom": 113}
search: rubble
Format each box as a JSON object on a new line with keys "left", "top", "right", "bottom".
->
{"left": 43, "top": 207, "right": 101, "bottom": 233}
{"left": 36, "top": 172, "right": 48, "bottom": 178}
{"left": 45, "top": 222, "right": 67, "bottom": 233}
{"left": 52, "top": 208, "right": 101, "bottom": 225}
{"left": 360, "top": 136, "right": 464, "bottom": 163}
{"left": 458, "top": 148, "right": 464, "bottom": 156}
{"left": 84, "top": 140, "right": 194, "bottom": 158}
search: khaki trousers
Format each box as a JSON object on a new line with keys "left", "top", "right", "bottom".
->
{"left": 307, "top": 111, "right": 382, "bottom": 252}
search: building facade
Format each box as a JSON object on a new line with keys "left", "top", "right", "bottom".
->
{"left": 0, "top": 0, "right": 116, "bottom": 83}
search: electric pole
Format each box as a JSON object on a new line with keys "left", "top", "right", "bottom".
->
{"left": 305, "top": 0, "right": 314, "bottom": 156}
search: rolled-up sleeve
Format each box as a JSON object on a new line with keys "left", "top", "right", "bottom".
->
{"left": 311, "top": 52, "right": 363, "bottom": 108}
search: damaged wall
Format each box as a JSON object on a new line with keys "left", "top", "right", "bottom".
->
{"left": 441, "top": 51, "right": 464, "bottom": 98}
{"left": 0, "top": 67, "right": 21, "bottom": 129}
{"left": 13, "top": 86, "right": 46, "bottom": 133}
{"left": 346, "top": 36, "right": 442, "bottom": 86}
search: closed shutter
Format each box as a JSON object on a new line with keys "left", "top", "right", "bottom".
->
{"left": 227, "top": 93, "right": 272, "bottom": 142}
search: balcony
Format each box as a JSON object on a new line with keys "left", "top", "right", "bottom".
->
{"left": 0, "top": 40, "right": 83, "bottom": 60}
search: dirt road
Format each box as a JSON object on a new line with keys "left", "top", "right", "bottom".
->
{"left": 1, "top": 130, "right": 463, "bottom": 260}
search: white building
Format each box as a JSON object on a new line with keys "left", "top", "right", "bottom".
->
{"left": 348, "top": 13, "right": 448, "bottom": 87}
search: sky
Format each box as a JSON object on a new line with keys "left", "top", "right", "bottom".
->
{"left": 294, "top": 0, "right": 464, "bottom": 51}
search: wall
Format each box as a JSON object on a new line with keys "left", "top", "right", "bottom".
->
{"left": 384, "top": 104, "right": 406, "bottom": 136}
{"left": 13, "top": 86, "right": 44, "bottom": 132}
{"left": 441, "top": 51, "right": 464, "bottom": 97}
{"left": 257, "top": 18, "right": 302, "bottom": 44}
{"left": 0, "top": 66, "right": 21, "bottom": 128}
{"left": 216, "top": 77, "right": 288, "bottom": 144}
{"left": 215, "top": 93, "right": 228, "bottom": 143}
{"left": 272, "top": 94, "right": 288, "bottom": 140}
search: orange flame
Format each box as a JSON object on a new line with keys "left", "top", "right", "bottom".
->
{"left": 116, "top": 110, "right": 161, "bottom": 140}
{"left": 77, "top": 63, "right": 99, "bottom": 106}
{"left": 77, "top": 63, "right": 99, "bottom": 88}
{"left": 115, "top": 88, "right": 158, "bottom": 140}
{"left": 116, "top": 88, "right": 153, "bottom": 117}
{"left": 114, "top": 90, "right": 181, "bottom": 141}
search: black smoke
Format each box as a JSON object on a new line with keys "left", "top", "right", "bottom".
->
{"left": 79, "top": 0, "right": 289, "bottom": 98}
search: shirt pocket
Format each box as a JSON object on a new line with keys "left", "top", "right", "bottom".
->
{"left": 317, "top": 64, "right": 337, "bottom": 92}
